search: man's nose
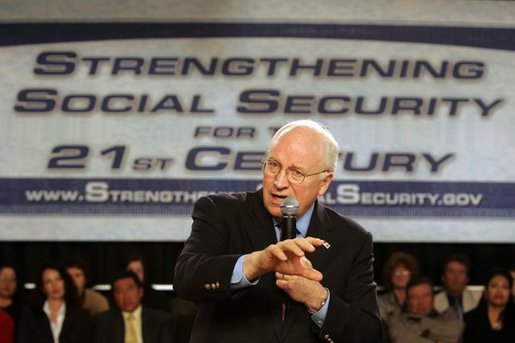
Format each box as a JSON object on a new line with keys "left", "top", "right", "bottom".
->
{"left": 274, "top": 169, "right": 289, "bottom": 188}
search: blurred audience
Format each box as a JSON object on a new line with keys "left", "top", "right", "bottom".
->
{"left": 0, "top": 265, "right": 23, "bottom": 327}
{"left": 124, "top": 254, "right": 170, "bottom": 313}
{"left": 463, "top": 269, "right": 515, "bottom": 343}
{"left": 434, "top": 254, "right": 481, "bottom": 320}
{"left": 0, "top": 309, "right": 14, "bottom": 343}
{"left": 378, "top": 251, "right": 420, "bottom": 320}
{"left": 63, "top": 255, "right": 109, "bottom": 316}
{"left": 17, "top": 262, "right": 92, "bottom": 343}
{"left": 94, "top": 270, "right": 172, "bottom": 343}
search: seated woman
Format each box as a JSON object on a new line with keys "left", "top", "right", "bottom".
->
{"left": 378, "top": 251, "right": 420, "bottom": 320}
{"left": 463, "top": 269, "right": 515, "bottom": 343}
{"left": 17, "top": 262, "right": 92, "bottom": 343}
{"left": 0, "top": 265, "right": 23, "bottom": 326}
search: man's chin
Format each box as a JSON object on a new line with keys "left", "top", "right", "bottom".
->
{"left": 264, "top": 204, "right": 281, "bottom": 219}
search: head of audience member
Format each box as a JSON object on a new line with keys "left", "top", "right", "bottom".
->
{"left": 35, "top": 262, "right": 79, "bottom": 309}
{"left": 63, "top": 255, "right": 90, "bottom": 298}
{"left": 125, "top": 254, "right": 146, "bottom": 284}
{"left": 382, "top": 251, "right": 420, "bottom": 292}
{"left": 111, "top": 270, "right": 144, "bottom": 313}
{"left": 0, "top": 265, "right": 19, "bottom": 307}
{"left": 483, "top": 269, "right": 513, "bottom": 312}
{"left": 406, "top": 275, "right": 435, "bottom": 317}
{"left": 441, "top": 254, "right": 470, "bottom": 297}
{"left": 262, "top": 120, "right": 338, "bottom": 220}
{"left": 509, "top": 267, "right": 515, "bottom": 302}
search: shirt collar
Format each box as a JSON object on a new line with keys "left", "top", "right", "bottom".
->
{"left": 122, "top": 304, "right": 142, "bottom": 319}
{"left": 43, "top": 300, "right": 66, "bottom": 317}
{"left": 296, "top": 203, "right": 315, "bottom": 237}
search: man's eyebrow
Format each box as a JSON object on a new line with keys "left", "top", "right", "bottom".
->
{"left": 268, "top": 157, "right": 306, "bottom": 172}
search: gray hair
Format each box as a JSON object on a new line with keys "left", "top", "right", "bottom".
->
{"left": 267, "top": 119, "right": 339, "bottom": 172}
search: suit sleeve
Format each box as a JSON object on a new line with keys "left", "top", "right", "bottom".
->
{"left": 319, "top": 231, "right": 383, "bottom": 342}
{"left": 173, "top": 196, "right": 243, "bottom": 302}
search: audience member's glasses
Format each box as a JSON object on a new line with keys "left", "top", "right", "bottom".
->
{"left": 393, "top": 270, "right": 411, "bottom": 277}
{"left": 262, "top": 158, "right": 328, "bottom": 185}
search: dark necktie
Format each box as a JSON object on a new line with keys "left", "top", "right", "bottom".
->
{"left": 277, "top": 222, "right": 297, "bottom": 323}
{"left": 450, "top": 296, "right": 463, "bottom": 320}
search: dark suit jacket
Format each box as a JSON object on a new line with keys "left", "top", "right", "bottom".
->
{"left": 16, "top": 304, "right": 92, "bottom": 343}
{"left": 174, "top": 189, "right": 382, "bottom": 342}
{"left": 94, "top": 307, "right": 172, "bottom": 343}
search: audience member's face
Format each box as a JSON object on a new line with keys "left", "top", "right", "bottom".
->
{"left": 391, "top": 265, "right": 411, "bottom": 289}
{"left": 442, "top": 261, "right": 469, "bottom": 296}
{"left": 66, "top": 267, "right": 86, "bottom": 295}
{"left": 485, "top": 274, "right": 511, "bottom": 308}
{"left": 408, "top": 283, "right": 434, "bottom": 316}
{"left": 113, "top": 277, "right": 143, "bottom": 313}
{"left": 127, "top": 260, "right": 145, "bottom": 283}
{"left": 0, "top": 267, "right": 17, "bottom": 299}
{"left": 42, "top": 268, "right": 65, "bottom": 301}
{"left": 263, "top": 128, "right": 333, "bottom": 220}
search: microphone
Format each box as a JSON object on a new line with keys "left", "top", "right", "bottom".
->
{"left": 280, "top": 196, "right": 299, "bottom": 240}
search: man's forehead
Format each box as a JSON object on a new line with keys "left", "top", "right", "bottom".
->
{"left": 409, "top": 283, "right": 432, "bottom": 294}
{"left": 445, "top": 261, "right": 467, "bottom": 271}
{"left": 115, "top": 278, "right": 137, "bottom": 288}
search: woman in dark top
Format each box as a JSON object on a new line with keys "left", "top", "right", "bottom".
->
{"left": 463, "top": 269, "right": 515, "bottom": 343}
{"left": 17, "top": 262, "right": 92, "bottom": 343}
{"left": 377, "top": 251, "right": 420, "bottom": 320}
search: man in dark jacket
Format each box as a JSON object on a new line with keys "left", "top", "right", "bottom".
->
{"left": 174, "top": 120, "right": 382, "bottom": 342}
{"left": 94, "top": 270, "right": 172, "bottom": 343}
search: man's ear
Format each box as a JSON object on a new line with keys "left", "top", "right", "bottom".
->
{"left": 318, "top": 172, "right": 334, "bottom": 196}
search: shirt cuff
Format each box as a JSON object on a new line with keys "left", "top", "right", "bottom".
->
{"left": 310, "top": 288, "right": 330, "bottom": 328}
{"left": 229, "top": 254, "right": 259, "bottom": 289}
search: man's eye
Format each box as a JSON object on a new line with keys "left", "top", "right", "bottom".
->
{"left": 268, "top": 161, "right": 279, "bottom": 168}
{"left": 292, "top": 169, "right": 304, "bottom": 178}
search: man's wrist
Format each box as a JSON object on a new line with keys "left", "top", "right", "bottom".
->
{"left": 307, "top": 287, "right": 329, "bottom": 313}
{"left": 242, "top": 251, "right": 263, "bottom": 281}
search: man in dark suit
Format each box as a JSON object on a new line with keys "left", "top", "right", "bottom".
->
{"left": 174, "top": 119, "right": 382, "bottom": 342}
{"left": 94, "top": 270, "right": 172, "bottom": 343}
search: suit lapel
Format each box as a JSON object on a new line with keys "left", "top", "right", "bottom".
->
{"left": 113, "top": 311, "right": 125, "bottom": 343}
{"left": 244, "top": 189, "right": 285, "bottom": 341}
{"left": 141, "top": 308, "right": 150, "bottom": 342}
{"left": 244, "top": 189, "right": 277, "bottom": 251}
{"left": 306, "top": 201, "right": 333, "bottom": 270}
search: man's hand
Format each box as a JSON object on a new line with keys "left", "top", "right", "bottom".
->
{"left": 275, "top": 271, "right": 328, "bottom": 313}
{"left": 243, "top": 237, "right": 325, "bottom": 281}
